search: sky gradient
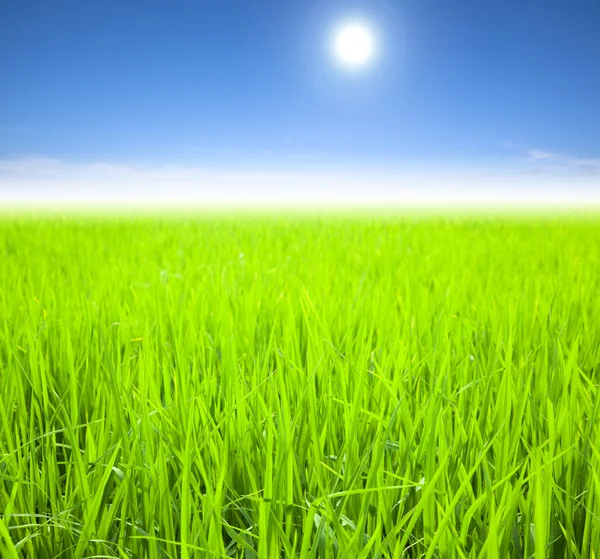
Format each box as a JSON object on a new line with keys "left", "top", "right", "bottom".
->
{"left": 1, "top": 0, "right": 599, "bottom": 205}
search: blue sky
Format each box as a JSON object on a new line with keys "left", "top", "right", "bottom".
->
{"left": 1, "top": 0, "right": 599, "bottom": 204}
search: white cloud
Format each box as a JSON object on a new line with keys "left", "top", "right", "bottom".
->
{"left": 527, "top": 149, "right": 556, "bottom": 161}
{"left": 0, "top": 156, "right": 599, "bottom": 208}
{"left": 526, "top": 148, "right": 600, "bottom": 175}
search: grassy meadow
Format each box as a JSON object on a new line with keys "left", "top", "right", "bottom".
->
{"left": 1, "top": 214, "right": 600, "bottom": 558}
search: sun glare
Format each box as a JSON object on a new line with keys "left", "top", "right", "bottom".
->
{"left": 333, "top": 23, "right": 376, "bottom": 67}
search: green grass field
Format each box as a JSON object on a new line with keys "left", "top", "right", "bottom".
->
{"left": 1, "top": 215, "right": 600, "bottom": 558}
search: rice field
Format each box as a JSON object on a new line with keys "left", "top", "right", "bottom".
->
{"left": 1, "top": 214, "right": 600, "bottom": 558}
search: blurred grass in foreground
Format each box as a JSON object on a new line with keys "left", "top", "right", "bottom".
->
{"left": 1, "top": 214, "right": 600, "bottom": 558}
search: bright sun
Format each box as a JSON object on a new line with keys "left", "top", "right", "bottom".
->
{"left": 333, "top": 23, "right": 376, "bottom": 67}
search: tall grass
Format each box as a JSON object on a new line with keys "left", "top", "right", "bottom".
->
{"left": 1, "top": 215, "right": 599, "bottom": 558}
